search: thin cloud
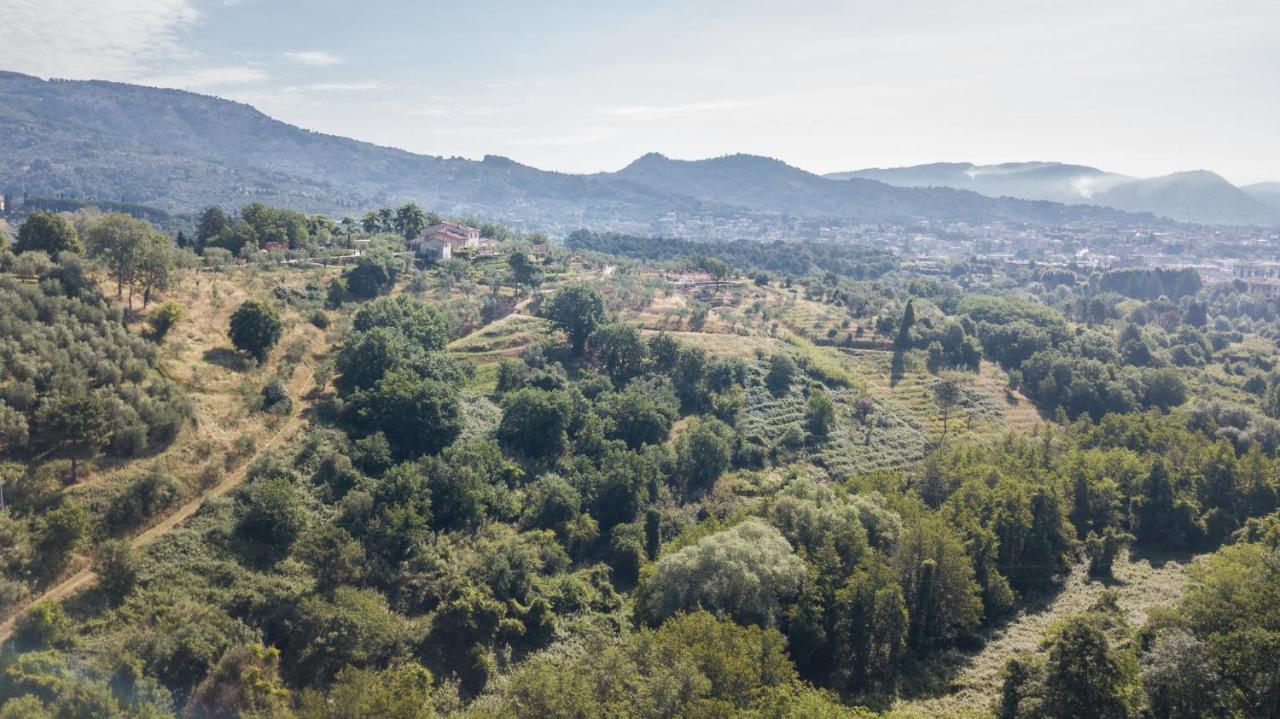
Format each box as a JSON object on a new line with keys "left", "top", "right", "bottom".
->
{"left": 0, "top": 0, "right": 199, "bottom": 79}
{"left": 600, "top": 99, "right": 765, "bottom": 119}
{"left": 280, "top": 81, "right": 385, "bottom": 93}
{"left": 141, "top": 66, "right": 269, "bottom": 90}
{"left": 284, "top": 51, "right": 344, "bottom": 67}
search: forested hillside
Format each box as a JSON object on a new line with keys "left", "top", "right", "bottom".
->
{"left": 0, "top": 72, "right": 1161, "bottom": 231}
{"left": 0, "top": 207, "right": 1278, "bottom": 718}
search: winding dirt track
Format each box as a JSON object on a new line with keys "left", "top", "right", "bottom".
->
{"left": 0, "top": 351, "right": 318, "bottom": 643}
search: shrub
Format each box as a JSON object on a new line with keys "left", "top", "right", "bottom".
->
{"left": 228, "top": 300, "right": 284, "bottom": 362}
{"left": 14, "top": 600, "right": 74, "bottom": 650}
{"left": 148, "top": 301, "right": 185, "bottom": 342}
{"left": 94, "top": 539, "right": 139, "bottom": 603}
{"left": 261, "top": 378, "right": 293, "bottom": 414}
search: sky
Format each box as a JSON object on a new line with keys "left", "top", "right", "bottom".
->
{"left": 3, "top": 0, "right": 1278, "bottom": 185}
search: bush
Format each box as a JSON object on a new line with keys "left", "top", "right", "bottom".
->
{"left": 261, "top": 378, "right": 293, "bottom": 414}
{"left": 105, "top": 469, "right": 180, "bottom": 533}
{"left": 309, "top": 309, "right": 330, "bottom": 329}
{"left": 228, "top": 300, "right": 284, "bottom": 362}
{"left": 766, "top": 354, "right": 797, "bottom": 396}
{"left": 14, "top": 600, "right": 74, "bottom": 650}
{"left": 237, "top": 474, "right": 308, "bottom": 552}
{"left": 147, "top": 301, "right": 185, "bottom": 342}
{"left": 94, "top": 539, "right": 139, "bottom": 602}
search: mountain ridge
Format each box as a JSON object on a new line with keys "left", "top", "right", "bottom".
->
{"left": 0, "top": 70, "right": 1237, "bottom": 231}
{"left": 828, "top": 161, "right": 1279, "bottom": 226}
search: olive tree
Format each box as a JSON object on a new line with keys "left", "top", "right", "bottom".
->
{"left": 228, "top": 300, "right": 284, "bottom": 362}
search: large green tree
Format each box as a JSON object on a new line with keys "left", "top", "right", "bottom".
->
{"left": 85, "top": 213, "right": 149, "bottom": 298}
{"left": 344, "top": 369, "right": 462, "bottom": 458}
{"left": 498, "top": 388, "right": 573, "bottom": 459}
{"left": 394, "top": 202, "right": 428, "bottom": 240}
{"left": 352, "top": 295, "right": 449, "bottom": 350}
{"left": 228, "top": 300, "right": 284, "bottom": 362}
{"left": 36, "top": 391, "right": 111, "bottom": 484}
{"left": 587, "top": 322, "right": 647, "bottom": 385}
{"left": 16, "top": 210, "right": 81, "bottom": 255}
{"left": 542, "top": 282, "right": 606, "bottom": 354}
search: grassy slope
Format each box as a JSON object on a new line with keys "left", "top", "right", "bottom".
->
{"left": 0, "top": 266, "right": 331, "bottom": 636}
{"left": 890, "top": 549, "right": 1201, "bottom": 718}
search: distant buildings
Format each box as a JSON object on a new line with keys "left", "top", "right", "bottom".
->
{"left": 1232, "top": 262, "right": 1280, "bottom": 297}
{"left": 410, "top": 221, "right": 481, "bottom": 260}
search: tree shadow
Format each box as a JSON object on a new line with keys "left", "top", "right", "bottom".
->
{"left": 889, "top": 572, "right": 1074, "bottom": 703}
{"left": 890, "top": 350, "right": 906, "bottom": 388}
{"left": 202, "top": 346, "right": 251, "bottom": 372}
{"left": 1126, "top": 544, "right": 1198, "bottom": 570}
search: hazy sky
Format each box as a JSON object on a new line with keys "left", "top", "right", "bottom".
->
{"left": 4, "top": 0, "right": 1278, "bottom": 184}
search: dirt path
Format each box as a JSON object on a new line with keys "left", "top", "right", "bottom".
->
{"left": 891, "top": 549, "right": 1201, "bottom": 718}
{"left": 0, "top": 330, "right": 322, "bottom": 643}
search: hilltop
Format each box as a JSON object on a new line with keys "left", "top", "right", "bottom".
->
{"left": 831, "top": 161, "right": 1280, "bottom": 226}
{"left": 1, "top": 71, "right": 1159, "bottom": 232}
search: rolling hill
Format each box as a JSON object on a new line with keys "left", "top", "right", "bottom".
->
{"left": 1245, "top": 181, "right": 1280, "bottom": 211}
{"left": 828, "top": 161, "right": 1133, "bottom": 204}
{"left": 829, "top": 161, "right": 1280, "bottom": 226}
{"left": 1093, "top": 170, "right": 1279, "bottom": 226}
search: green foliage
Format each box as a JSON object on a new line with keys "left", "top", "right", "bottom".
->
{"left": 186, "top": 644, "right": 292, "bottom": 718}
{"left": 394, "top": 202, "right": 428, "bottom": 239}
{"left": 1085, "top": 528, "right": 1133, "bottom": 579}
{"left": 288, "top": 586, "right": 409, "bottom": 685}
{"left": 766, "top": 353, "right": 798, "bottom": 396}
{"left": 16, "top": 211, "right": 81, "bottom": 255}
{"left": 587, "top": 322, "right": 647, "bottom": 385}
{"left": 147, "top": 300, "right": 185, "bottom": 342}
{"left": 343, "top": 369, "right": 463, "bottom": 458}
{"left": 84, "top": 213, "right": 150, "bottom": 297}
{"left": 1166, "top": 541, "right": 1280, "bottom": 716}
{"left": 1040, "top": 616, "right": 1134, "bottom": 718}
{"left": 35, "top": 499, "right": 89, "bottom": 573}
{"left": 296, "top": 664, "right": 436, "bottom": 718}
{"left": 237, "top": 471, "right": 308, "bottom": 551}
{"left": 637, "top": 519, "right": 806, "bottom": 627}
{"left": 35, "top": 391, "right": 111, "bottom": 482}
{"left": 93, "top": 539, "right": 139, "bottom": 603}
{"left": 14, "top": 601, "right": 74, "bottom": 650}
{"left": 806, "top": 387, "right": 837, "bottom": 438}
{"left": 344, "top": 249, "right": 402, "bottom": 299}
{"left": 228, "top": 299, "right": 283, "bottom": 362}
{"left": 541, "top": 282, "right": 606, "bottom": 353}
{"left": 596, "top": 381, "right": 678, "bottom": 450}
{"left": 484, "top": 611, "right": 801, "bottom": 717}
{"left": 498, "top": 388, "right": 572, "bottom": 459}
{"left": 507, "top": 250, "right": 543, "bottom": 289}
{"left": 895, "top": 514, "right": 983, "bottom": 649}
{"left": 673, "top": 416, "right": 734, "bottom": 497}
{"left": 352, "top": 295, "right": 449, "bottom": 351}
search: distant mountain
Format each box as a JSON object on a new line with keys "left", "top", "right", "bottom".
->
{"left": 828, "top": 162, "right": 1133, "bottom": 204}
{"left": 828, "top": 161, "right": 1279, "bottom": 226}
{"left": 1245, "top": 182, "right": 1280, "bottom": 211}
{"left": 0, "top": 71, "right": 711, "bottom": 229}
{"left": 610, "top": 153, "right": 1137, "bottom": 225}
{"left": 0, "top": 70, "right": 1165, "bottom": 232}
{"left": 1093, "top": 170, "right": 1278, "bottom": 226}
